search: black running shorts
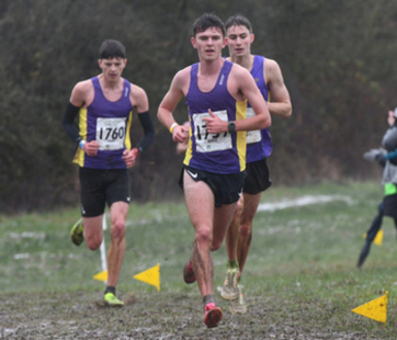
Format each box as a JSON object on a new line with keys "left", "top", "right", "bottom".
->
{"left": 179, "top": 165, "right": 246, "bottom": 207}
{"left": 243, "top": 158, "right": 272, "bottom": 195}
{"left": 383, "top": 193, "right": 397, "bottom": 219}
{"left": 79, "top": 167, "right": 130, "bottom": 217}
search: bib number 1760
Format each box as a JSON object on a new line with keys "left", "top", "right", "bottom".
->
{"left": 96, "top": 118, "right": 126, "bottom": 150}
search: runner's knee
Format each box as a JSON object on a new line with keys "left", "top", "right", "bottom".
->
{"left": 86, "top": 235, "right": 103, "bottom": 250}
{"left": 239, "top": 221, "right": 253, "bottom": 238}
{"left": 195, "top": 227, "right": 213, "bottom": 247}
{"left": 110, "top": 219, "right": 126, "bottom": 240}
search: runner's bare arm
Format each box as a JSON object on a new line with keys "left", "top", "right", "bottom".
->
{"left": 69, "top": 80, "right": 93, "bottom": 108}
{"left": 130, "top": 84, "right": 149, "bottom": 113}
{"left": 264, "top": 59, "right": 292, "bottom": 118}
{"left": 158, "top": 69, "right": 190, "bottom": 143}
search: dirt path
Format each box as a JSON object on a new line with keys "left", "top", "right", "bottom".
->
{"left": 0, "top": 290, "right": 369, "bottom": 340}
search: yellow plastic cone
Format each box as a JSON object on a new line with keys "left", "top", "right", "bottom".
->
{"left": 373, "top": 230, "right": 383, "bottom": 246}
{"left": 362, "top": 230, "right": 383, "bottom": 246}
{"left": 133, "top": 263, "right": 160, "bottom": 291}
{"left": 93, "top": 270, "right": 108, "bottom": 282}
{"left": 352, "top": 292, "right": 388, "bottom": 324}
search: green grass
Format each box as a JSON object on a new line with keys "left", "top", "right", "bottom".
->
{"left": 1, "top": 180, "right": 397, "bottom": 338}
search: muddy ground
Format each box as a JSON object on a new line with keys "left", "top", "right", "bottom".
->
{"left": 0, "top": 289, "right": 376, "bottom": 340}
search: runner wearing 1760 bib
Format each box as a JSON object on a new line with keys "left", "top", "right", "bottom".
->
{"left": 62, "top": 39, "right": 155, "bottom": 308}
{"left": 73, "top": 76, "right": 134, "bottom": 169}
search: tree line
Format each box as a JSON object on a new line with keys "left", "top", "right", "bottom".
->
{"left": 1, "top": 0, "right": 396, "bottom": 212}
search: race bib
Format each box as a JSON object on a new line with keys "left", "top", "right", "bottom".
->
{"left": 192, "top": 110, "right": 232, "bottom": 153}
{"left": 96, "top": 118, "right": 126, "bottom": 151}
{"left": 245, "top": 107, "right": 262, "bottom": 144}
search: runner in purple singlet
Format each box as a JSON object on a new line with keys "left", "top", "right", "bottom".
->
{"left": 220, "top": 15, "right": 292, "bottom": 312}
{"left": 157, "top": 14, "right": 271, "bottom": 328}
{"left": 62, "top": 39, "right": 155, "bottom": 306}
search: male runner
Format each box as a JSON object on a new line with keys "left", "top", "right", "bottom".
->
{"left": 220, "top": 15, "right": 292, "bottom": 307}
{"left": 62, "top": 39, "right": 155, "bottom": 306}
{"left": 157, "top": 14, "right": 271, "bottom": 328}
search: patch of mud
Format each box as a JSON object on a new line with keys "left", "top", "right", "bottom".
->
{"left": 0, "top": 290, "right": 373, "bottom": 339}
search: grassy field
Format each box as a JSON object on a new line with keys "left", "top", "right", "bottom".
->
{"left": 1, "top": 181, "right": 397, "bottom": 339}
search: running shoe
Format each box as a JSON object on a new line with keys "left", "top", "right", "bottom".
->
{"left": 204, "top": 303, "right": 223, "bottom": 328}
{"left": 220, "top": 267, "right": 239, "bottom": 300}
{"left": 229, "top": 285, "right": 247, "bottom": 315}
{"left": 183, "top": 258, "right": 196, "bottom": 284}
{"left": 104, "top": 292, "right": 124, "bottom": 307}
{"left": 70, "top": 218, "right": 84, "bottom": 246}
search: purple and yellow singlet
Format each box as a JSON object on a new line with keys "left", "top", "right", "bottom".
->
{"left": 246, "top": 55, "right": 272, "bottom": 163}
{"left": 183, "top": 60, "right": 247, "bottom": 174}
{"left": 73, "top": 77, "right": 134, "bottom": 169}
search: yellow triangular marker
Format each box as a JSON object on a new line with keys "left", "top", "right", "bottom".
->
{"left": 93, "top": 270, "right": 108, "bottom": 282}
{"left": 352, "top": 292, "right": 388, "bottom": 324}
{"left": 374, "top": 230, "right": 383, "bottom": 246}
{"left": 362, "top": 230, "right": 383, "bottom": 246}
{"left": 133, "top": 263, "right": 160, "bottom": 291}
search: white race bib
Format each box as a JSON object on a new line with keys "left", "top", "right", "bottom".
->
{"left": 96, "top": 118, "right": 126, "bottom": 151}
{"left": 245, "top": 107, "right": 262, "bottom": 144}
{"left": 192, "top": 110, "right": 232, "bottom": 153}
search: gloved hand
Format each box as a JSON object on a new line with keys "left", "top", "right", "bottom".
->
{"left": 386, "top": 149, "right": 397, "bottom": 166}
{"left": 363, "top": 148, "right": 386, "bottom": 162}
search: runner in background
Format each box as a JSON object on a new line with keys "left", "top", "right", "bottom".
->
{"left": 358, "top": 108, "right": 397, "bottom": 268}
{"left": 220, "top": 15, "right": 292, "bottom": 312}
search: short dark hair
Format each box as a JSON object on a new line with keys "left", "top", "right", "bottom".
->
{"left": 225, "top": 15, "right": 253, "bottom": 33}
{"left": 99, "top": 39, "right": 126, "bottom": 59}
{"left": 192, "top": 13, "right": 225, "bottom": 37}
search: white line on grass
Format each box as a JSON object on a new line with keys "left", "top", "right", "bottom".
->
{"left": 257, "top": 195, "right": 353, "bottom": 212}
{"left": 8, "top": 232, "right": 46, "bottom": 240}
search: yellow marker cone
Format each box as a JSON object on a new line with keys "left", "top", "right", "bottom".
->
{"left": 362, "top": 230, "right": 383, "bottom": 246}
{"left": 133, "top": 263, "right": 160, "bottom": 291}
{"left": 374, "top": 230, "right": 383, "bottom": 246}
{"left": 93, "top": 270, "right": 108, "bottom": 282}
{"left": 352, "top": 292, "right": 388, "bottom": 324}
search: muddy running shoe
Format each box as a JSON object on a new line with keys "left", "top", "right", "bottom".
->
{"left": 220, "top": 267, "right": 239, "bottom": 300}
{"left": 229, "top": 285, "right": 247, "bottom": 315}
{"left": 204, "top": 303, "right": 223, "bottom": 328}
{"left": 183, "top": 258, "right": 196, "bottom": 284}
{"left": 104, "top": 292, "right": 124, "bottom": 307}
{"left": 70, "top": 218, "right": 84, "bottom": 246}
